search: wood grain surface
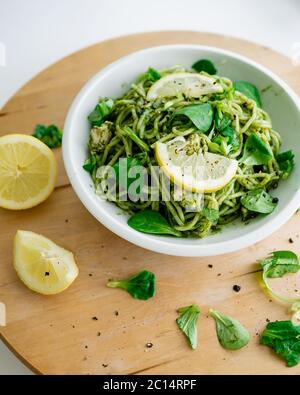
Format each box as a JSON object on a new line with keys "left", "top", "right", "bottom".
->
{"left": 0, "top": 31, "right": 300, "bottom": 375}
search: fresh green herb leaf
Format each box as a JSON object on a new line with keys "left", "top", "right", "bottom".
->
{"left": 259, "top": 251, "right": 300, "bottom": 305}
{"left": 32, "top": 124, "right": 62, "bottom": 148}
{"left": 209, "top": 309, "right": 250, "bottom": 350}
{"left": 107, "top": 270, "right": 155, "bottom": 300}
{"left": 148, "top": 67, "right": 161, "bottom": 81}
{"left": 83, "top": 154, "right": 97, "bottom": 173}
{"left": 214, "top": 112, "right": 231, "bottom": 132}
{"left": 176, "top": 305, "right": 201, "bottom": 349}
{"left": 88, "top": 98, "right": 114, "bottom": 127}
{"left": 234, "top": 81, "right": 262, "bottom": 107}
{"left": 192, "top": 59, "right": 217, "bottom": 75}
{"left": 260, "top": 320, "right": 300, "bottom": 367}
{"left": 128, "top": 210, "right": 181, "bottom": 237}
{"left": 173, "top": 103, "right": 213, "bottom": 133}
{"left": 240, "top": 133, "right": 273, "bottom": 165}
{"left": 113, "top": 157, "right": 143, "bottom": 190}
{"left": 203, "top": 208, "right": 219, "bottom": 223}
{"left": 276, "top": 150, "right": 295, "bottom": 179}
{"left": 241, "top": 188, "right": 277, "bottom": 214}
{"left": 261, "top": 251, "right": 300, "bottom": 278}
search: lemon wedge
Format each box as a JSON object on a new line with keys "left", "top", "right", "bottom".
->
{"left": 155, "top": 136, "right": 238, "bottom": 193}
{"left": 14, "top": 230, "right": 79, "bottom": 295}
{"left": 0, "top": 134, "right": 57, "bottom": 210}
{"left": 147, "top": 72, "right": 223, "bottom": 100}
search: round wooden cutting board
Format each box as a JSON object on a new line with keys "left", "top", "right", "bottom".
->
{"left": 0, "top": 32, "right": 300, "bottom": 375}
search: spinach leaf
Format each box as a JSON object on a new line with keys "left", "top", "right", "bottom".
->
{"left": 33, "top": 124, "right": 62, "bottom": 148}
{"left": 107, "top": 270, "right": 155, "bottom": 300}
{"left": 261, "top": 250, "right": 300, "bottom": 278}
{"left": 128, "top": 210, "right": 181, "bottom": 237}
{"left": 113, "top": 157, "right": 143, "bottom": 190}
{"left": 260, "top": 320, "right": 300, "bottom": 367}
{"left": 240, "top": 133, "right": 273, "bottom": 165}
{"left": 259, "top": 251, "right": 300, "bottom": 305}
{"left": 147, "top": 67, "right": 161, "bottom": 81}
{"left": 88, "top": 98, "right": 114, "bottom": 127}
{"left": 276, "top": 150, "right": 295, "bottom": 179}
{"left": 240, "top": 188, "right": 277, "bottom": 214}
{"left": 192, "top": 59, "right": 217, "bottom": 75}
{"left": 209, "top": 309, "right": 250, "bottom": 350}
{"left": 202, "top": 208, "right": 219, "bottom": 223}
{"left": 173, "top": 103, "right": 213, "bottom": 133}
{"left": 176, "top": 305, "right": 201, "bottom": 349}
{"left": 234, "top": 81, "right": 262, "bottom": 107}
{"left": 83, "top": 154, "right": 97, "bottom": 174}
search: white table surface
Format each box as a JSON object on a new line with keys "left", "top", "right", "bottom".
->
{"left": 0, "top": 0, "right": 299, "bottom": 375}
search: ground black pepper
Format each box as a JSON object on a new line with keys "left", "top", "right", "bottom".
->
{"left": 92, "top": 316, "right": 98, "bottom": 321}
{"left": 233, "top": 284, "right": 241, "bottom": 292}
{"left": 146, "top": 342, "right": 153, "bottom": 348}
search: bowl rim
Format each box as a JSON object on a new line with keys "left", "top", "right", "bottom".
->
{"left": 63, "top": 44, "right": 300, "bottom": 257}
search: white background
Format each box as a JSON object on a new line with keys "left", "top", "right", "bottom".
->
{"left": 0, "top": 0, "right": 299, "bottom": 375}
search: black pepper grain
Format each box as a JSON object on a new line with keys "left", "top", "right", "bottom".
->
{"left": 233, "top": 284, "right": 241, "bottom": 292}
{"left": 92, "top": 316, "right": 98, "bottom": 321}
{"left": 208, "top": 264, "right": 213, "bottom": 268}
{"left": 146, "top": 342, "right": 153, "bottom": 348}
{"left": 114, "top": 311, "right": 119, "bottom": 316}
{"left": 289, "top": 238, "right": 294, "bottom": 244}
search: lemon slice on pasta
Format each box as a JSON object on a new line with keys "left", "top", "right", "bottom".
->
{"left": 155, "top": 136, "right": 238, "bottom": 193}
{"left": 147, "top": 72, "right": 223, "bottom": 100}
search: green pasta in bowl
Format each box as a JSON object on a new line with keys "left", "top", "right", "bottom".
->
{"left": 83, "top": 63, "right": 293, "bottom": 239}
{"left": 63, "top": 45, "right": 300, "bottom": 256}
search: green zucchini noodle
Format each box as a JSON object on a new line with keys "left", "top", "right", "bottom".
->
{"left": 86, "top": 66, "right": 285, "bottom": 238}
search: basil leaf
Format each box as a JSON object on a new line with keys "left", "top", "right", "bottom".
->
{"left": 261, "top": 251, "right": 300, "bottom": 278}
{"left": 192, "top": 59, "right": 217, "bottom": 75}
{"left": 176, "top": 305, "right": 201, "bottom": 349}
{"left": 33, "top": 124, "right": 62, "bottom": 148}
{"left": 173, "top": 103, "right": 213, "bottom": 133}
{"left": 260, "top": 320, "right": 300, "bottom": 367}
{"left": 128, "top": 210, "right": 181, "bottom": 237}
{"left": 148, "top": 67, "right": 161, "bottom": 81}
{"left": 203, "top": 208, "right": 219, "bottom": 223}
{"left": 83, "top": 154, "right": 97, "bottom": 174}
{"left": 107, "top": 270, "right": 156, "bottom": 300}
{"left": 88, "top": 98, "right": 114, "bottom": 127}
{"left": 241, "top": 188, "right": 277, "bottom": 214}
{"left": 113, "top": 157, "right": 143, "bottom": 189}
{"left": 276, "top": 150, "right": 295, "bottom": 179}
{"left": 240, "top": 133, "right": 273, "bottom": 165}
{"left": 234, "top": 81, "right": 262, "bottom": 107}
{"left": 209, "top": 309, "right": 250, "bottom": 350}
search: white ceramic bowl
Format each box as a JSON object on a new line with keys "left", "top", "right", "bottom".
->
{"left": 63, "top": 45, "right": 300, "bottom": 257}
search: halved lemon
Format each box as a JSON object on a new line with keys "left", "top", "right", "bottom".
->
{"left": 155, "top": 136, "right": 238, "bottom": 193}
{"left": 0, "top": 134, "right": 57, "bottom": 210}
{"left": 14, "top": 230, "right": 79, "bottom": 295}
{"left": 147, "top": 72, "right": 223, "bottom": 100}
